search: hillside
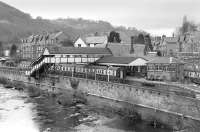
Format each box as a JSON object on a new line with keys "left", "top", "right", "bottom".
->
{"left": 0, "top": 1, "right": 145, "bottom": 45}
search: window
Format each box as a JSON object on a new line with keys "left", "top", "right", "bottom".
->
{"left": 147, "top": 64, "right": 154, "bottom": 71}
{"left": 162, "top": 65, "right": 167, "bottom": 71}
{"left": 103, "top": 70, "right": 107, "bottom": 75}
{"left": 90, "top": 44, "right": 95, "bottom": 47}
{"left": 168, "top": 64, "right": 176, "bottom": 72}
{"left": 158, "top": 64, "right": 163, "bottom": 71}
{"left": 155, "top": 65, "right": 159, "bottom": 70}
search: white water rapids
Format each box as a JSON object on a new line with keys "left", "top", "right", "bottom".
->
{"left": 0, "top": 86, "right": 39, "bottom": 132}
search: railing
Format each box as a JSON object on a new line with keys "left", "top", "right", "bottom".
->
{"left": 28, "top": 57, "right": 46, "bottom": 76}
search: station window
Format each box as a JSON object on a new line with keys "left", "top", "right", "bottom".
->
{"left": 147, "top": 64, "right": 154, "bottom": 71}
{"left": 103, "top": 70, "right": 106, "bottom": 75}
{"left": 113, "top": 71, "right": 116, "bottom": 76}
{"left": 155, "top": 65, "right": 159, "bottom": 71}
{"left": 168, "top": 65, "right": 176, "bottom": 72}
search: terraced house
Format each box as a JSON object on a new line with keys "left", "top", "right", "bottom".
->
{"left": 19, "top": 31, "right": 64, "bottom": 60}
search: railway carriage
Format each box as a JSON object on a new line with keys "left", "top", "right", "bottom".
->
{"left": 49, "top": 64, "right": 125, "bottom": 82}
{"left": 184, "top": 64, "right": 200, "bottom": 84}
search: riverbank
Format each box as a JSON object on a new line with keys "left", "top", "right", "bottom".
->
{"left": 0, "top": 77, "right": 172, "bottom": 132}
{"left": 29, "top": 90, "right": 171, "bottom": 132}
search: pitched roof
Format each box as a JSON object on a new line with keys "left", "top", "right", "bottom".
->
{"left": 85, "top": 36, "right": 107, "bottom": 44}
{"left": 96, "top": 56, "right": 138, "bottom": 64}
{"left": 147, "top": 57, "right": 184, "bottom": 64}
{"left": 46, "top": 46, "right": 112, "bottom": 55}
{"left": 96, "top": 56, "right": 147, "bottom": 66}
{"left": 107, "top": 43, "right": 145, "bottom": 57}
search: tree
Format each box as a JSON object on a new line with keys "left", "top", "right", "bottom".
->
{"left": 0, "top": 41, "right": 3, "bottom": 57}
{"left": 179, "top": 16, "right": 197, "bottom": 35}
{"left": 108, "top": 31, "right": 121, "bottom": 43}
{"left": 10, "top": 44, "right": 17, "bottom": 57}
{"left": 137, "top": 34, "right": 145, "bottom": 44}
{"left": 157, "top": 50, "right": 162, "bottom": 56}
{"left": 36, "top": 16, "right": 43, "bottom": 20}
{"left": 145, "top": 35, "right": 153, "bottom": 51}
{"left": 60, "top": 39, "right": 74, "bottom": 47}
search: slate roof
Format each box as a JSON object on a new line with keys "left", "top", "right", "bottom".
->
{"left": 85, "top": 36, "right": 107, "bottom": 44}
{"left": 107, "top": 43, "right": 145, "bottom": 56}
{"left": 47, "top": 46, "right": 112, "bottom": 55}
{"left": 22, "top": 31, "right": 63, "bottom": 43}
{"left": 96, "top": 56, "right": 144, "bottom": 64}
{"left": 147, "top": 57, "right": 185, "bottom": 64}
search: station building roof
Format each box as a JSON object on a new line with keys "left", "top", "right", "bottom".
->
{"left": 96, "top": 56, "right": 147, "bottom": 66}
{"left": 43, "top": 46, "right": 112, "bottom": 55}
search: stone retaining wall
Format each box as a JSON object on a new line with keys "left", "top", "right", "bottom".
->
{"left": 0, "top": 68, "right": 200, "bottom": 130}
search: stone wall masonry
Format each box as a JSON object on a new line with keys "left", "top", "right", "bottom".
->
{"left": 64, "top": 77, "right": 200, "bottom": 119}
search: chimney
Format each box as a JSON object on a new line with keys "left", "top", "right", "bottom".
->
{"left": 130, "top": 36, "right": 135, "bottom": 53}
{"left": 178, "top": 36, "right": 182, "bottom": 52}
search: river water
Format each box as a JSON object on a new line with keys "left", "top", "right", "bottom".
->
{"left": 0, "top": 85, "right": 171, "bottom": 132}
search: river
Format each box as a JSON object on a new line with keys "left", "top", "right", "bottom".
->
{"left": 0, "top": 85, "right": 171, "bottom": 132}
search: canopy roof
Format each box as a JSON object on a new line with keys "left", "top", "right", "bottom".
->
{"left": 96, "top": 56, "right": 147, "bottom": 66}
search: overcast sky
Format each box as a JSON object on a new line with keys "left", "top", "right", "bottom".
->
{"left": 1, "top": 0, "right": 200, "bottom": 36}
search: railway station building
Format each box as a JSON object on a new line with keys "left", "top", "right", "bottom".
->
{"left": 146, "top": 57, "right": 185, "bottom": 81}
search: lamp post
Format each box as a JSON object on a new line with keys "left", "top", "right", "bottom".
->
{"left": 107, "top": 65, "right": 112, "bottom": 82}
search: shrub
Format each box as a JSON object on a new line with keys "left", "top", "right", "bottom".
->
{"left": 0, "top": 77, "right": 9, "bottom": 85}
{"left": 27, "top": 85, "right": 41, "bottom": 97}
{"left": 13, "top": 81, "right": 25, "bottom": 90}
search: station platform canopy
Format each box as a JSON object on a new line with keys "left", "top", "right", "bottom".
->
{"left": 95, "top": 56, "right": 147, "bottom": 66}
